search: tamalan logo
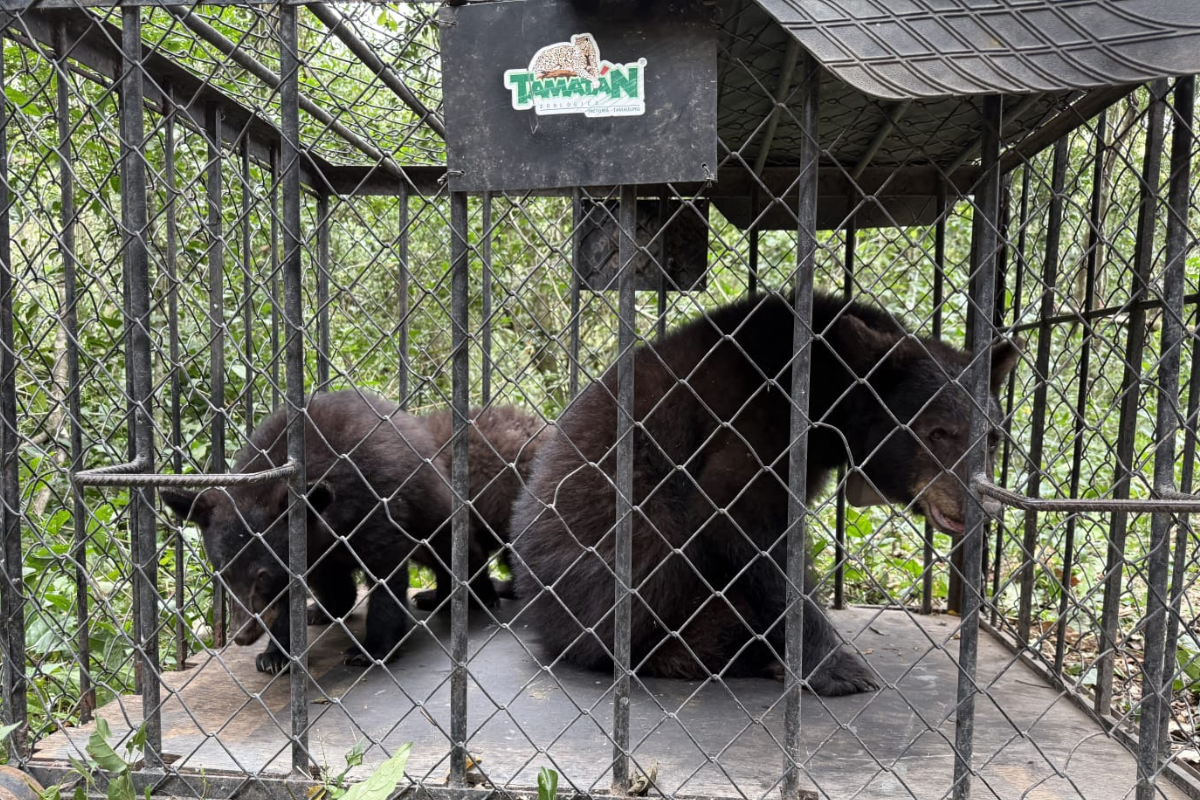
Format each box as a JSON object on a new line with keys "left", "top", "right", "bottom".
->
{"left": 503, "top": 33, "right": 647, "bottom": 118}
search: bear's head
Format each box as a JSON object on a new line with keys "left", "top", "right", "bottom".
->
{"left": 831, "top": 313, "right": 1020, "bottom": 536}
{"left": 160, "top": 481, "right": 333, "bottom": 646}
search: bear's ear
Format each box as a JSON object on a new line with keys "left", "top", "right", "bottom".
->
{"left": 307, "top": 481, "right": 335, "bottom": 515}
{"left": 160, "top": 488, "right": 212, "bottom": 528}
{"left": 989, "top": 338, "right": 1021, "bottom": 395}
{"left": 829, "top": 314, "right": 903, "bottom": 377}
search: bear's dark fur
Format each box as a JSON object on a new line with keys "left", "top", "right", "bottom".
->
{"left": 510, "top": 291, "right": 1018, "bottom": 695}
{"left": 418, "top": 405, "right": 549, "bottom": 610}
{"left": 161, "top": 389, "right": 450, "bottom": 673}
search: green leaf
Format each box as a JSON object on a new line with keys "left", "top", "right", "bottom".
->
{"left": 338, "top": 742, "right": 411, "bottom": 800}
{"left": 0, "top": 722, "right": 20, "bottom": 744}
{"left": 345, "top": 740, "right": 366, "bottom": 770}
{"left": 537, "top": 767, "right": 558, "bottom": 800}
{"left": 87, "top": 718, "right": 128, "bottom": 773}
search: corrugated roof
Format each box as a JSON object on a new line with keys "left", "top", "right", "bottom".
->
{"left": 753, "top": 0, "right": 1200, "bottom": 100}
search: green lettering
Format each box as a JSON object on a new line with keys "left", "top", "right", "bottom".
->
{"left": 547, "top": 77, "right": 570, "bottom": 98}
{"left": 609, "top": 66, "right": 639, "bottom": 99}
{"left": 567, "top": 78, "right": 584, "bottom": 96}
{"left": 505, "top": 71, "right": 534, "bottom": 106}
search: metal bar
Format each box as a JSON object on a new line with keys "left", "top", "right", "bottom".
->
{"left": 0, "top": 20, "right": 27, "bottom": 761}
{"left": 482, "top": 193, "right": 493, "bottom": 405}
{"left": 656, "top": 197, "right": 667, "bottom": 339}
{"left": 164, "top": 82, "right": 186, "bottom": 674}
{"left": 270, "top": 147, "right": 281, "bottom": 409}
{"left": 398, "top": 181, "right": 410, "bottom": 409}
{"left": 783, "top": 52, "right": 819, "bottom": 800}
{"left": 164, "top": 5, "right": 407, "bottom": 184}
{"left": 923, "top": 180, "right": 946, "bottom": 616}
{"left": 951, "top": 93, "right": 1003, "bottom": 800}
{"left": 752, "top": 38, "right": 800, "bottom": 177}
{"left": 449, "top": 190, "right": 471, "bottom": 787}
{"left": 122, "top": 5, "right": 161, "bottom": 767}
{"left": 850, "top": 100, "right": 911, "bottom": 182}
{"left": 1096, "top": 80, "right": 1167, "bottom": 717}
{"left": 1016, "top": 138, "right": 1068, "bottom": 645}
{"left": 279, "top": 4, "right": 310, "bottom": 772}
{"left": 833, "top": 216, "right": 855, "bottom": 611}
{"left": 569, "top": 188, "right": 582, "bottom": 399}
{"left": 75, "top": 464, "right": 296, "bottom": 488}
{"left": 317, "top": 192, "right": 331, "bottom": 392}
{"left": 993, "top": 166, "right": 1028, "bottom": 628}
{"left": 205, "top": 102, "right": 228, "bottom": 649}
{"left": 612, "top": 183, "right": 638, "bottom": 793}
{"left": 1055, "top": 110, "right": 1106, "bottom": 675}
{"left": 748, "top": 190, "right": 759, "bottom": 295}
{"left": 975, "top": 481, "right": 1200, "bottom": 513}
{"left": 1164, "top": 298, "right": 1200, "bottom": 757}
{"left": 1138, "top": 75, "right": 1193, "bottom": 800}
{"left": 306, "top": 2, "right": 446, "bottom": 140}
{"left": 55, "top": 21, "right": 95, "bottom": 715}
{"left": 242, "top": 140, "right": 254, "bottom": 433}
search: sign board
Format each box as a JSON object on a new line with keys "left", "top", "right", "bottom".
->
{"left": 576, "top": 199, "right": 708, "bottom": 291}
{"left": 440, "top": 0, "right": 717, "bottom": 193}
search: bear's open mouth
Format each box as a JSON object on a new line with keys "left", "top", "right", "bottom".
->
{"left": 925, "top": 503, "right": 965, "bottom": 535}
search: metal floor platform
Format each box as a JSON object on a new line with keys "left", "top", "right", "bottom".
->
{"left": 28, "top": 602, "right": 1189, "bottom": 800}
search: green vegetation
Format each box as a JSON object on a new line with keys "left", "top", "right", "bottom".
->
{"left": 0, "top": 3, "right": 1196, "bottom": 768}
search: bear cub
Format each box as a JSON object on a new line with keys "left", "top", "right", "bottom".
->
{"left": 418, "top": 405, "right": 548, "bottom": 611}
{"left": 161, "top": 389, "right": 450, "bottom": 673}
{"left": 511, "top": 291, "right": 1018, "bottom": 696}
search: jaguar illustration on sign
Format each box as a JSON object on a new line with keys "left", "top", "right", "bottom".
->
{"left": 503, "top": 33, "right": 647, "bottom": 118}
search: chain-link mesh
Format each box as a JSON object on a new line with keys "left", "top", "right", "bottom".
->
{"left": 0, "top": 3, "right": 1198, "bottom": 800}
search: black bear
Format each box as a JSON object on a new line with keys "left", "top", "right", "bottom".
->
{"left": 418, "top": 405, "right": 549, "bottom": 610}
{"left": 161, "top": 389, "right": 450, "bottom": 673}
{"left": 510, "top": 291, "right": 1018, "bottom": 696}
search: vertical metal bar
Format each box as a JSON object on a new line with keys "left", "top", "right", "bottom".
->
{"left": 0, "top": 20, "right": 28, "bottom": 761}
{"left": 164, "top": 84, "right": 185, "bottom": 673}
{"left": 833, "top": 216, "right": 854, "bottom": 611}
{"left": 783, "top": 53, "right": 819, "bottom": 800}
{"left": 748, "top": 190, "right": 759, "bottom": 295}
{"left": 1017, "top": 139, "right": 1068, "bottom": 644}
{"left": 205, "top": 102, "right": 227, "bottom": 648}
{"left": 241, "top": 140, "right": 254, "bottom": 433}
{"left": 56, "top": 24, "right": 95, "bottom": 713}
{"left": 1137, "top": 75, "right": 1193, "bottom": 800}
{"left": 279, "top": 5, "right": 309, "bottom": 771}
{"left": 657, "top": 197, "right": 667, "bottom": 339}
{"left": 122, "top": 6, "right": 161, "bottom": 767}
{"left": 316, "top": 192, "right": 331, "bottom": 392}
{"left": 1096, "top": 81, "right": 1167, "bottom": 717}
{"left": 1164, "top": 300, "right": 1200, "bottom": 756}
{"left": 449, "top": 190, "right": 471, "bottom": 787}
{"left": 1056, "top": 111, "right": 1106, "bottom": 674}
{"left": 982, "top": 178, "right": 1012, "bottom": 596}
{"left": 612, "top": 184, "right": 638, "bottom": 793}
{"left": 397, "top": 180, "right": 410, "bottom": 409}
{"left": 923, "top": 181, "right": 946, "bottom": 616}
{"left": 569, "top": 188, "right": 582, "bottom": 399}
{"left": 270, "top": 147, "right": 281, "bottom": 409}
{"left": 482, "top": 192, "right": 493, "bottom": 404}
{"left": 118, "top": 79, "right": 141, "bottom": 685}
{"left": 951, "top": 93, "right": 1003, "bottom": 800}
{"left": 994, "top": 167, "right": 1029, "bottom": 627}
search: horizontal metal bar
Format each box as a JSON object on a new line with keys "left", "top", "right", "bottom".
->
{"left": 1006, "top": 290, "right": 1200, "bottom": 335}
{"left": 975, "top": 479, "right": 1200, "bottom": 514}
{"left": 73, "top": 462, "right": 294, "bottom": 488}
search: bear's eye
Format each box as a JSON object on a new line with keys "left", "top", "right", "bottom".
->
{"left": 929, "top": 428, "right": 948, "bottom": 443}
